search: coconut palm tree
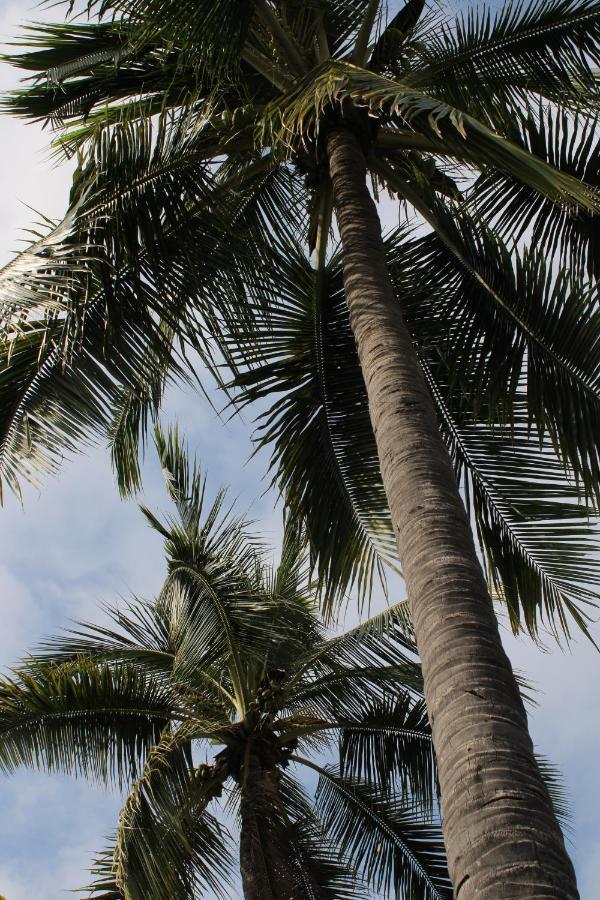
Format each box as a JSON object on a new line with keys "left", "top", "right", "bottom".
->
{"left": 0, "top": 427, "right": 454, "bottom": 899}
{"left": 0, "top": 2, "right": 598, "bottom": 895}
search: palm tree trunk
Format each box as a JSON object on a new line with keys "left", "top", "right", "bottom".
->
{"left": 239, "top": 744, "right": 301, "bottom": 900}
{"left": 325, "top": 125, "right": 579, "bottom": 899}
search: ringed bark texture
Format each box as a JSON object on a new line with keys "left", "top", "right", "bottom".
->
{"left": 326, "top": 125, "right": 578, "bottom": 899}
{"left": 239, "top": 748, "right": 300, "bottom": 900}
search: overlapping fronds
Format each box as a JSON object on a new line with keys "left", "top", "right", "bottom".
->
{"left": 0, "top": 111, "right": 257, "bottom": 502}
{"left": 265, "top": 60, "right": 599, "bottom": 212}
{"left": 469, "top": 105, "right": 600, "bottom": 280}
{"left": 224, "top": 225, "right": 599, "bottom": 637}
{"left": 1, "top": 425, "right": 577, "bottom": 895}
{"left": 338, "top": 694, "right": 435, "bottom": 808}
{"left": 404, "top": 0, "right": 600, "bottom": 120}
{"left": 381, "top": 202, "right": 600, "bottom": 508}
{"left": 284, "top": 601, "right": 421, "bottom": 721}
{"left": 426, "top": 374, "right": 600, "bottom": 639}
{"left": 310, "top": 761, "right": 452, "bottom": 899}
{"left": 0, "top": 659, "right": 170, "bottom": 785}
{"left": 228, "top": 240, "right": 397, "bottom": 609}
{"left": 76, "top": 0, "right": 256, "bottom": 78}
{"left": 109, "top": 729, "right": 232, "bottom": 900}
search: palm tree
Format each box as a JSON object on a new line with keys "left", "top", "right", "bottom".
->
{"left": 0, "top": 427, "right": 453, "bottom": 899}
{"left": 0, "top": 1, "right": 598, "bottom": 894}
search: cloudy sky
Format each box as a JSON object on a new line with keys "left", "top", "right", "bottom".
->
{"left": 0, "top": 1, "right": 598, "bottom": 897}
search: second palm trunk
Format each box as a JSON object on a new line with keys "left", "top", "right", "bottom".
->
{"left": 326, "top": 125, "right": 578, "bottom": 899}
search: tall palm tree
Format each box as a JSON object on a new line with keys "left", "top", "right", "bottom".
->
{"left": 0, "top": 427, "right": 454, "bottom": 899}
{"left": 0, "top": 1, "right": 598, "bottom": 894}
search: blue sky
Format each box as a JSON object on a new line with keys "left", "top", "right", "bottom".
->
{"left": 0, "top": 1, "right": 598, "bottom": 897}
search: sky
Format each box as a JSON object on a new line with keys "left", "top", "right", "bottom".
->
{"left": 0, "top": 1, "right": 598, "bottom": 898}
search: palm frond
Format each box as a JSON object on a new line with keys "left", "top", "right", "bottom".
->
{"left": 338, "top": 694, "right": 435, "bottom": 809}
{"left": 105, "top": 727, "right": 232, "bottom": 899}
{"left": 0, "top": 111, "right": 260, "bottom": 502}
{"left": 267, "top": 60, "right": 599, "bottom": 212}
{"left": 227, "top": 238, "right": 398, "bottom": 611}
{"left": 286, "top": 602, "right": 421, "bottom": 719}
{"left": 371, "top": 181, "right": 600, "bottom": 507}
{"left": 406, "top": 0, "right": 600, "bottom": 118}
{"left": 79, "top": 0, "right": 256, "bottom": 78}
{"left": 107, "top": 326, "right": 174, "bottom": 496}
{"left": 275, "top": 773, "right": 368, "bottom": 900}
{"left": 469, "top": 105, "right": 600, "bottom": 281}
{"left": 536, "top": 753, "right": 572, "bottom": 832}
{"left": 0, "top": 659, "right": 170, "bottom": 786}
{"left": 303, "top": 759, "right": 452, "bottom": 900}
{"left": 424, "top": 369, "right": 600, "bottom": 639}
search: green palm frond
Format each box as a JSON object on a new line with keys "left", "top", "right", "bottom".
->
{"left": 338, "top": 694, "right": 435, "bottom": 808}
{"left": 296, "top": 600, "right": 416, "bottom": 677}
{"left": 235, "top": 220, "right": 598, "bottom": 637}
{"left": 80, "top": 0, "right": 256, "bottom": 77}
{"left": 305, "top": 759, "right": 452, "bottom": 900}
{"left": 267, "top": 60, "right": 598, "bottom": 211}
{"left": 2, "top": 22, "right": 146, "bottom": 128}
{"left": 535, "top": 754, "right": 572, "bottom": 831}
{"left": 0, "top": 112, "right": 263, "bottom": 502}
{"left": 0, "top": 659, "right": 170, "bottom": 785}
{"left": 469, "top": 105, "right": 600, "bottom": 280}
{"left": 273, "top": 772, "right": 368, "bottom": 899}
{"left": 286, "top": 601, "right": 421, "bottom": 719}
{"left": 104, "top": 727, "right": 232, "bottom": 900}
{"left": 425, "top": 370, "right": 600, "bottom": 639}
{"left": 2, "top": 34, "right": 277, "bottom": 160}
{"left": 228, "top": 239, "right": 398, "bottom": 609}
{"left": 380, "top": 201, "right": 600, "bottom": 507}
{"left": 38, "top": 606, "right": 179, "bottom": 686}
{"left": 405, "top": 0, "right": 600, "bottom": 118}
{"left": 285, "top": 816, "right": 368, "bottom": 899}
{"left": 107, "top": 327, "right": 174, "bottom": 496}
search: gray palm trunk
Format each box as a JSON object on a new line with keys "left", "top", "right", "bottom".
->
{"left": 239, "top": 745, "right": 302, "bottom": 900}
{"left": 325, "top": 126, "right": 579, "bottom": 899}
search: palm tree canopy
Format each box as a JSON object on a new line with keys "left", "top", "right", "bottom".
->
{"left": 0, "top": 427, "right": 458, "bottom": 899}
{"left": 0, "top": 0, "right": 599, "bottom": 638}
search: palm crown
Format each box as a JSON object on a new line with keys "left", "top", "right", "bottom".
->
{"left": 0, "top": 428, "right": 456, "bottom": 899}
{"left": 0, "top": 0, "right": 598, "bottom": 640}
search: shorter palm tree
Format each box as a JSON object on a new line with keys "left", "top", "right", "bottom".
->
{"left": 0, "top": 427, "right": 453, "bottom": 900}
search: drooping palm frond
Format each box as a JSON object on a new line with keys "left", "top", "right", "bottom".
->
{"left": 269, "top": 772, "right": 368, "bottom": 900}
{"left": 337, "top": 693, "right": 435, "bottom": 808}
{"left": 1, "top": 19, "right": 284, "bottom": 162}
{"left": 228, "top": 239, "right": 397, "bottom": 609}
{"left": 424, "top": 371, "right": 600, "bottom": 639}
{"left": 0, "top": 110, "right": 270, "bottom": 502}
{"left": 469, "top": 105, "right": 600, "bottom": 281}
{"left": 230, "top": 219, "right": 598, "bottom": 636}
{"left": 305, "top": 758, "right": 452, "bottom": 900}
{"left": 285, "top": 815, "right": 368, "bottom": 899}
{"left": 404, "top": 0, "right": 600, "bottom": 121}
{"left": 103, "top": 728, "right": 232, "bottom": 900}
{"left": 0, "top": 659, "right": 170, "bottom": 785}
{"left": 380, "top": 199, "right": 600, "bottom": 508}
